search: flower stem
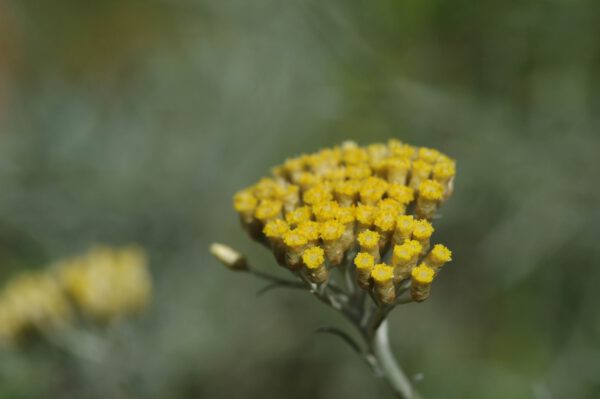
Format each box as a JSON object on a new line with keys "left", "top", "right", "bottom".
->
{"left": 371, "top": 320, "right": 419, "bottom": 399}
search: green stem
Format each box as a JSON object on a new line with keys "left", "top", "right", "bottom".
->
{"left": 371, "top": 320, "right": 419, "bottom": 399}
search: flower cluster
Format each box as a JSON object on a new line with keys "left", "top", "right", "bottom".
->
{"left": 231, "top": 140, "right": 454, "bottom": 305}
{"left": 0, "top": 245, "right": 152, "bottom": 347}
{"left": 56, "top": 245, "right": 152, "bottom": 320}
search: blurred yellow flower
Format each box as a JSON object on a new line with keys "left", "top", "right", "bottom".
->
{"left": 0, "top": 244, "right": 152, "bottom": 347}
{"left": 58, "top": 245, "right": 152, "bottom": 321}
{"left": 0, "top": 272, "right": 72, "bottom": 346}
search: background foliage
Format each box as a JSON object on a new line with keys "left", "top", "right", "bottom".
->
{"left": 1, "top": 0, "right": 599, "bottom": 398}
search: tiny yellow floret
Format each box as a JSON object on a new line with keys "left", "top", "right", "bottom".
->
{"left": 354, "top": 252, "right": 375, "bottom": 271}
{"left": 334, "top": 180, "right": 361, "bottom": 197}
{"left": 312, "top": 200, "right": 340, "bottom": 221}
{"left": 254, "top": 178, "right": 285, "bottom": 199}
{"left": 386, "top": 157, "right": 410, "bottom": 172}
{"left": 371, "top": 264, "right": 394, "bottom": 284}
{"left": 418, "top": 147, "right": 441, "bottom": 164}
{"left": 433, "top": 161, "right": 456, "bottom": 182}
{"left": 374, "top": 209, "right": 396, "bottom": 232}
{"left": 233, "top": 189, "right": 258, "bottom": 213}
{"left": 263, "top": 219, "right": 290, "bottom": 238}
{"left": 254, "top": 199, "right": 283, "bottom": 222}
{"left": 389, "top": 140, "right": 416, "bottom": 159}
{"left": 342, "top": 147, "right": 369, "bottom": 165}
{"left": 295, "top": 172, "right": 321, "bottom": 190}
{"left": 355, "top": 204, "right": 377, "bottom": 225}
{"left": 419, "top": 179, "right": 444, "bottom": 201}
{"left": 412, "top": 220, "right": 434, "bottom": 240}
{"left": 392, "top": 244, "right": 413, "bottom": 264}
{"left": 283, "top": 229, "right": 308, "bottom": 248}
{"left": 302, "top": 247, "right": 325, "bottom": 270}
{"left": 297, "top": 221, "right": 321, "bottom": 241}
{"left": 404, "top": 239, "right": 423, "bottom": 255}
{"left": 387, "top": 184, "right": 414, "bottom": 205}
{"left": 395, "top": 215, "right": 415, "bottom": 237}
{"left": 346, "top": 164, "right": 372, "bottom": 181}
{"left": 426, "top": 244, "right": 452, "bottom": 269}
{"left": 303, "top": 185, "right": 332, "bottom": 205}
{"left": 411, "top": 159, "right": 432, "bottom": 177}
{"left": 322, "top": 167, "right": 346, "bottom": 181}
{"left": 377, "top": 198, "right": 403, "bottom": 214}
{"left": 320, "top": 220, "right": 345, "bottom": 241}
{"left": 285, "top": 206, "right": 312, "bottom": 225}
{"left": 334, "top": 206, "right": 355, "bottom": 224}
{"left": 357, "top": 230, "right": 380, "bottom": 249}
{"left": 411, "top": 264, "right": 435, "bottom": 284}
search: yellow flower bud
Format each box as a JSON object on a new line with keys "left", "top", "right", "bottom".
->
{"left": 371, "top": 263, "right": 395, "bottom": 304}
{"left": 389, "top": 140, "right": 416, "bottom": 159}
{"left": 411, "top": 264, "right": 435, "bottom": 302}
{"left": 412, "top": 219, "right": 434, "bottom": 254}
{"left": 342, "top": 146, "right": 369, "bottom": 165}
{"left": 303, "top": 184, "right": 332, "bottom": 205}
{"left": 393, "top": 215, "right": 415, "bottom": 244}
{"left": 346, "top": 163, "right": 372, "bottom": 180}
{"left": 424, "top": 244, "right": 452, "bottom": 270}
{"left": 386, "top": 157, "right": 411, "bottom": 185}
{"left": 357, "top": 229, "right": 381, "bottom": 262}
{"left": 254, "top": 199, "right": 283, "bottom": 223}
{"left": 354, "top": 252, "right": 375, "bottom": 289}
{"left": 355, "top": 204, "right": 376, "bottom": 229}
{"left": 418, "top": 147, "right": 441, "bottom": 164}
{"left": 281, "top": 184, "right": 300, "bottom": 213}
{"left": 409, "top": 160, "right": 432, "bottom": 190}
{"left": 263, "top": 219, "right": 290, "bottom": 265}
{"left": 285, "top": 206, "right": 312, "bottom": 226}
{"left": 312, "top": 200, "right": 340, "bottom": 222}
{"left": 433, "top": 160, "right": 456, "bottom": 199}
{"left": 334, "top": 206, "right": 356, "bottom": 250}
{"left": 297, "top": 221, "right": 321, "bottom": 243}
{"left": 233, "top": 189, "right": 258, "bottom": 222}
{"left": 320, "top": 220, "right": 345, "bottom": 265}
{"left": 359, "top": 177, "right": 388, "bottom": 205}
{"left": 391, "top": 240, "right": 422, "bottom": 282}
{"left": 302, "top": 246, "right": 328, "bottom": 284}
{"left": 387, "top": 184, "right": 414, "bottom": 205}
{"left": 416, "top": 179, "right": 444, "bottom": 219}
{"left": 283, "top": 229, "right": 309, "bottom": 269}
{"left": 333, "top": 179, "right": 361, "bottom": 206}
{"left": 294, "top": 171, "right": 321, "bottom": 191}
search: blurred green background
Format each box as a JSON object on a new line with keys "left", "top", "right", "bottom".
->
{"left": 1, "top": 0, "right": 599, "bottom": 398}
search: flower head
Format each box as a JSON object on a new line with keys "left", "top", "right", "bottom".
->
{"left": 227, "top": 140, "right": 456, "bottom": 303}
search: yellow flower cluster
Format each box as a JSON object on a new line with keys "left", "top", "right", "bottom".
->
{"left": 57, "top": 245, "right": 152, "bottom": 320}
{"left": 0, "top": 273, "right": 72, "bottom": 346}
{"left": 232, "top": 140, "right": 455, "bottom": 303}
{"left": 0, "top": 245, "right": 152, "bottom": 347}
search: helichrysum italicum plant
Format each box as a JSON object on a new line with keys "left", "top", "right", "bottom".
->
{"left": 0, "top": 245, "right": 152, "bottom": 350}
{"left": 211, "top": 140, "right": 455, "bottom": 398}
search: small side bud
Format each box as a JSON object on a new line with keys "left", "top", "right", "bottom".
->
{"left": 210, "top": 243, "right": 247, "bottom": 271}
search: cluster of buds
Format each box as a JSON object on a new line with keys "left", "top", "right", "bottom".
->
{"left": 0, "top": 245, "right": 152, "bottom": 347}
{"left": 56, "top": 245, "right": 152, "bottom": 321}
{"left": 230, "top": 140, "right": 455, "bottom": 305}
